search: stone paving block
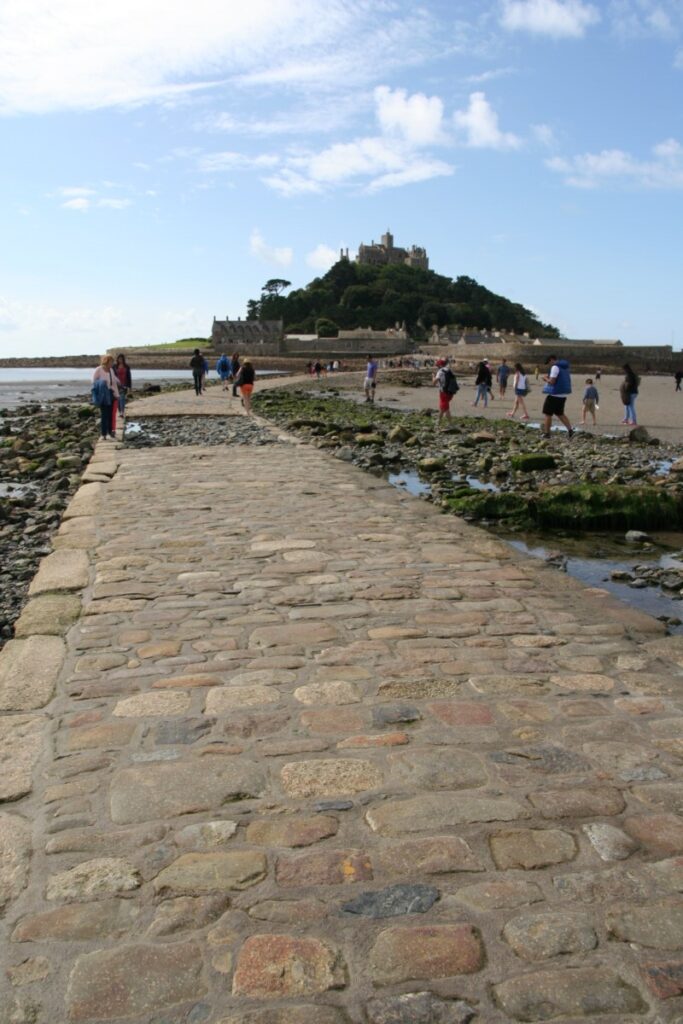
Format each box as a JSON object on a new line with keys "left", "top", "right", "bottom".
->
{"left": 375, "top": 836, "right": 484, "bottom": 876}
{"left": 232, "top": 935, "right": 346, "bottom": 997}
{"left": 206, "top": 685, "right": 281, "bottom": 711}
{"left": 641, "top": 958, "right": 683, "bottom": 999}
{"left": 154, "top": 851, "right": 267, "bottom": 893}
{"left": 13, "top": 593, "right": 82, "bottom": 637}
{"left": 388, "top": 748, "right": 488, "bottom": 790}
{"left": 490, "top": 829, "right": 577, "bottom": 870}
{"left": 66, "top": 941, "right": 205, "bottom": 1020}
{"left": 582, "top": 822, "right": 639, "bottom": 861}
{"left": 246, "top": 815, "right": 338, "bottom": 847}
{"left": 276, "top": 849, "right": 372, "bottom": 886}
{"left": 217, "top": 1007, "right": 349, "bottom": 1024}
{"left": 28, "top": 549, "right": 89, "bottom": 595}
{"left": 369, "top": 924, "right": 484, "bottom": 985}
{"left": 624, "top": 812, "right": 683, "bottom": 855}
{"left": 0, "top": 812, "right": 31, "bottom": 911}
{"left": 112, "top": 690, "right": 191, "bottom": 717}
{"left": 365, "top": 992, "right": 476, "bottom": 1024}
{"left": 452, "top": 878, "right": 544, "bottom": 911}
{"left": 502, "top": 911, "right": 598, "bottom": 960}
{"left": 606, "top": 899, "right": 683, "bottom": 949}
{"left": 109, "top": 758, "right": 266, "bottom": 823}
{"left": 46, "top": 857, "right": 141, "bottom": 900}
{"left": 249, "top": 622, "right": 339, "bottom": 648}
{"left": 281, "top": 758, "right": 382, "bottom": 797}
{"left": 366, "top": 793, "right": 529, "bottom": 836}
{"left": 528, "top": 786, "right": 625, "bottom": 818}
{"left": 0, "top": 715, "right": 44, "bottom": 801}
{"left": 493, "top": 966, "right": 645, "bottom": 1019}
{"left": 12, "top": 900, "right": 140, "bottom": 941}
{"left": 0, "top": 635, "right": 65, "bottom": 711}
{"left": 294, "top": 681, "right": 362, "bottom": 705}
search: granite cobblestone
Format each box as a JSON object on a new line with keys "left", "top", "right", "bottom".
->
{"left": 1, "top": 390, "right": 683, "bottom": 1020}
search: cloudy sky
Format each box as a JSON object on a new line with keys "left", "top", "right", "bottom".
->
{"left": 2, "top": 0, "right": 682, "bottom": 355}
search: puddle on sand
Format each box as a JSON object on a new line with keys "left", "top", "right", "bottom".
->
{"left": 388, "top": 469, "right": 499, "bottom": 497}
{"left": 508, "top": 536, "right": 683, "bottom": 633}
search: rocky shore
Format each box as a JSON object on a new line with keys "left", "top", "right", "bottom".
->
{"left": 0, "top": 399, "right": 98, "bottom": 645}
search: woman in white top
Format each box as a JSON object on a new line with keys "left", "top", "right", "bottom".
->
{"left": 506, "top": 362, "right": 530, "bottom": 420}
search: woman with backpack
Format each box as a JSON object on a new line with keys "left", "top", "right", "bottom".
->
{"left": 506, "top": 363, "right": 530, "bottom": 421}
{"left": 92, "top": 355, "right": 119, "bottom": 439}
{"left": 234, "top": 358, "right": 256, "bottom": 415}
{"left": 433, "top": 359, "right": 458, "bottom": 427}
{"left": 620, "top": 363, "right": 640, "bottom": 425}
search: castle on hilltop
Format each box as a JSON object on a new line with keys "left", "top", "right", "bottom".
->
{"left": 348, "top": 229, "right": 429, "bottom": 271}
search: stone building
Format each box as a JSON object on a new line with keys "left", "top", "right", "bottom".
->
{"left": 356, "top": 230, "right": 429, "bottom": 271}
{"left": 211, "top": 317, "right": 283, "bottom": 351}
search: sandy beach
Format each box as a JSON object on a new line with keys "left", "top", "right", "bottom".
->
{"left": 366, "top": 370, "right": 683, "bottom": 446}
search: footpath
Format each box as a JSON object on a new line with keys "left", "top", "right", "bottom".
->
{"left": 1, "top": 382, "right": 683, "bottom": 1023}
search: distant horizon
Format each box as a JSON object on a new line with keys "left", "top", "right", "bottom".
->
{"left": 2, "top": 1, "right": 682, "bottom": 357}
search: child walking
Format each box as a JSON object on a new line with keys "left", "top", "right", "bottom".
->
{"left": 582, "top": 378, "right": 599, "bottom": 426}
{"left": 506, "top": 363, "right": 530, "bottom": 420}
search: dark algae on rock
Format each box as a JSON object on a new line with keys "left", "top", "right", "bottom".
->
{"left": 255, "top": 386, "right": 683, "bottom": 534}
{"left": 0, "top": 400, "right": 98, "bottom": 646}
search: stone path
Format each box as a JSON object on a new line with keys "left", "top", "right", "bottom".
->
{"left": 2, "top": 385, "right": 683, "bottom": 1023}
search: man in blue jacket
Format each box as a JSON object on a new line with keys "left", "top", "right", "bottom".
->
{"left": 542, "top": 355, "right": 574, "bottom": 439}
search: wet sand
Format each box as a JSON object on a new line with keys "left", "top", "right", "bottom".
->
{"left": 369, "top": 371, "right": 683, "bottom": 446}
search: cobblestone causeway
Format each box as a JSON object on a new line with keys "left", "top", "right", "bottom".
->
{"left": 2, "top": 387, "right": 683, "bottom": 1022}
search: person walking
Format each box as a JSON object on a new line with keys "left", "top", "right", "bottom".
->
{"left": 541, "top": 354, "right": 574, "bottom": 438}
{"left": 620, "top": 363, "right": 640, "bottom": 425}
{"left": 497, "top": 359, "right": 510, "bottom": 399}
{"left": 234, "top": 358, "right": 255, "bottom": 415}
{"left": 472, "top": 360, "right": 492, "bottom": 407}
{"left": 216, "top": 353, "right": 231, "bottom": 391}
{"left": 675, "top": 371, "right": 682, "bottom": 392}
{"left": 190, "top": 349, "right": 204, "bottom": 396}
{"left": 231, "top": 353, "right": 241, "bottom": 397}
{"left": 433, "top": 359, "right": 458, "bottom": 427}
{"left": 92, "top": 355, "right": 119, "bottom": 439}
{"left": 506, "top": 362, "right": 530, "bottom": 420}
{"left": 364, "top": 355, "right": 378, "bottom": 403}
{"left": 114, "top": 353, "right": 132, "bottom": 426}
{"left": 581, "top": 378, "right": 599, "bottom": 426}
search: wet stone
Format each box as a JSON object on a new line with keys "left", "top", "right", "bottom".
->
{"left": 66, "top": 941, "right": 205, "bottom": 1021}
{"left": 606, "top": 899, "right": 683, "bottom": 949}
{"left": 493, "top": 967, "right": 645, "bottom": 1020}
{"left": 370, "top": 924, "right": 484, "bottom": 985}
{"left": 365, "top": 992, "right": 476, "bottom": 1024}
{"left": 490, "top": 829, "right": 577, "bottom": 870}
{"left": 341, "top": 883, "right": 439, "bottom": 918}
{"left": 232, "top": 934, "right": 347, "bottom": 997}
{"left": 503, "top": 911, "right": 597, "bottom": 960}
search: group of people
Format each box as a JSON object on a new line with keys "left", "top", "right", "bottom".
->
{"left": 191, "top": 350, "right": 256, "bottom": 413}
{"left": 91, "top": 353, "right": 132, "bottom": 439}
{"left": 432, "top": 356, "right": 641, "bottom": 435}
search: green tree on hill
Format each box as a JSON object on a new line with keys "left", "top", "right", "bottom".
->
{"left": 247, "top": 260, "right": 560, "bottom": 338}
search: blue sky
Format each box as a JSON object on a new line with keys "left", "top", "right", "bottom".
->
{"left": 1, "top": 0, "right": 682, "bottom": 356}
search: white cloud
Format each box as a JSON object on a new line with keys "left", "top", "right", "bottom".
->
{"left": 59, "top": 186, "right": 96, "bottom": 198}
{"left": 533, "top": 123, "right": 558, "bottom": 148}
{"left": 501, "top": 0, "right": 600, "bottom": 38}
{"left": 249, "top": 229, "right": 293, "bottom": 267}
{"left": 98, "top": 198, "right": 132, "bottom": 209}
{"left": 546, "top": 138, "right": 683, "bottom": 188}
{"left": 62, "top": 198, "right": 91, "bottom": 211}
{"left": 199, "top": 151, "right": 279, "bottom": 173}
{"left": 453, "top": 92, "right": 521, "bottom": 150}
{"left": 609, "top": 0, "right": 681, "bottom": 39}
{"left": 0, "top": 1, "right": 441, "bottom": 116}
{"left": 306, "top": 244, "right": 338, "bottom": 270}
{"left": 367, "top": 160, "right": 455, "bottom": 192}
{"left": 374, "top": 85, "right": 444, "bottom": 146}
{"left": 466, "top": 67, "right": 517, "bottom": 84}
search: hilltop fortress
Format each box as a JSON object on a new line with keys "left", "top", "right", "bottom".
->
{"left": 352, "top": 229, "right": 429, "bottom": 271}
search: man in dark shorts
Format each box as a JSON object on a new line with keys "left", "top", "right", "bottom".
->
{"left": 542, "top": 354, "right": 574, "bottom": 439}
